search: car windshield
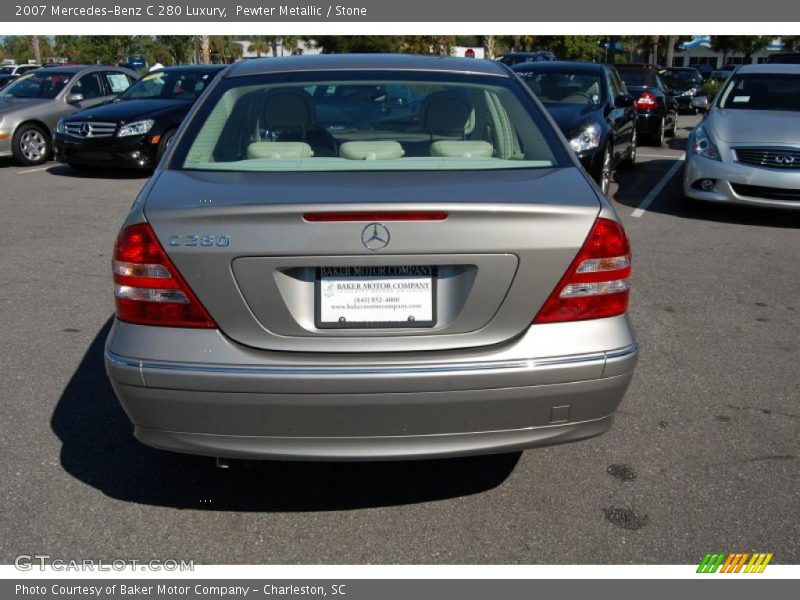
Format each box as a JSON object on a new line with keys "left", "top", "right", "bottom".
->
{"left": 0, "top": 66, "right": 15, "bottom": 75}
{"left": 718, "top": 73, "right": 800, "bottom": 111}
{"left": 518, "top": 72, "right": 604, "bottom": 105}
{"left": 618, "top": 69, "right": 656, "bottom": 87}
{"left": 119, "top": 70, "right": 216, "bottom": 101}
{"left": 0, "top": 71, "right": 74, "bottom": 99}
{"left": 176, "top": 73, "right": 563, "bottom": 172}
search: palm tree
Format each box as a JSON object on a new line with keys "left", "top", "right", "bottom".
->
{"left": 247, "top": 36, "right": 270, "bottom": 58}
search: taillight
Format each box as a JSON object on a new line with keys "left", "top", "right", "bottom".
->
{"left": 635, "top": 92, "right": 659, "bottom": 110}
{"left": 533, "top": 218, "right": 631, "bottom": 324}
{"left": 112, "top": 223, "right": 216, "bottom": 328}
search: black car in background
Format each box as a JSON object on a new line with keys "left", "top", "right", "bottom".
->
{"left": 54, "top": 65, "right": 225, "bottom": 170}
{"left": 513, "top": 61, "right": 637, "bottom": 194}
{"left": 659, "top": 67, "right": 704, "bottom": 113}
{"left": 615, "top": 64, "right": 678, "bottom": 146}
{"left": 497, "top": 51, "right": 557, "bottom": 66}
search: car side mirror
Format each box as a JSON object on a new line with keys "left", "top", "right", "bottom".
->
{"left": 66, "top": 92, "right": 84, "bottom": 104}
{"left": 614, "top": 94, "right": 635, "bottom": 108}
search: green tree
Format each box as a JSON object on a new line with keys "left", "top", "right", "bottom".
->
{"left": 247, "top": 36, "right": 271, "bottom": 57}
{"left": 310, "top": 36, "right": 403, "bottom": 54}
{"left": 156, "top": 35, "right": 194, "bottom": 64}
{"left": 711, "top": 36, "right": 740, "bottom": 66}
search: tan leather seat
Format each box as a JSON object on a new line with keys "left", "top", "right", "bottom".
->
{"left": 420, "top": 90, "right": 494, "bottom": 158}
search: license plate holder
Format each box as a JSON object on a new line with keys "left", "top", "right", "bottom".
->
{"left": 315, "top": 266, "right": 437, "bottom": 329}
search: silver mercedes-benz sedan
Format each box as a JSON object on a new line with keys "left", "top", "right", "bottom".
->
{"left": 684, "top": 63, "right": 800, "bottom": 209}
{"left": 105, "top": 55, "right": 639, "bottom": 461}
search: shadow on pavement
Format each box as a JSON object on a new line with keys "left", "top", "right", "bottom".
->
{"left": 613, "top": 159, "right": 800, "bottom": 230}
{"left": 46, "top": 164, "right": 151, "bottom": 180}
{"left": 51, "top": 319, "right": 520, "bottom": 511}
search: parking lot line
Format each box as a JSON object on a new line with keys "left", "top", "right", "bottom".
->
{"left": 17, "top": 166, "right": 50, "bottom": 174}
{"left": 631, "top": 153, "right": 685, "bottom": 218}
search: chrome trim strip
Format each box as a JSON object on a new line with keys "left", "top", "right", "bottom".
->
{"left": 106, "top": 343, "right": 638, "bottom": 377}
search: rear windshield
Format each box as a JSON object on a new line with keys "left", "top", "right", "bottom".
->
{"left": 617, "top": 69, "right": 656, "bottom": 87}
{"left": 718, "top": 73, "right": 800, "bottom": 111}
{"left": 517, "top": 71, "right": 605, "bottom": 105}
{"left": 173, "top": 72, "right": 565, "bottom": 172}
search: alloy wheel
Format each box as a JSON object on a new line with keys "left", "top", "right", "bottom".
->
{"left": 19, "top": 130, "right": 47, "bottom": 162}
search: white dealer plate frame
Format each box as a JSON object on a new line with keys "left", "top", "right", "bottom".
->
{"left": 315, "top": 266, "right": 437, "bottom": 329}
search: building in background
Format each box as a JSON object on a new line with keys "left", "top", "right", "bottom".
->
{"left": 672, "top": 36, "right": 786, "bottom": 68}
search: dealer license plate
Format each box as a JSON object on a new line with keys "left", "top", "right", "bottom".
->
{"left": 316, "top": 266, "right": 436, "bottom": 328}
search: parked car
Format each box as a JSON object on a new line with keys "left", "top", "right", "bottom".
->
{"left": 513, "top": 61, "right": 637, "bottom": 194}
{"left": 767, "top": 52, "right": 800, "bottom": 64}
{"left": 54, "top": 65, "right": 225, "bottom": 170}
{"left": 684, "top": 63, "right": 800, "bottom": 209}
{"left": 0, "top": 64, "right": 41, "bottom": 91}
{"left": 104, "top": 54, "right": 638, "bottom": 462}
{"left": 0, "top": 64, "right": 137, "bottom": 165}
{"left": 616, "top": 64, "right": 678, "bottom": 145}
{"left": 497, "top": 51, "right": 557, "bottom": 66}
{"left": 696, "top": 63, "right": 715, "bottom": 80}
{"left": 660, "top": 67, "right": 704, "bottom": 113}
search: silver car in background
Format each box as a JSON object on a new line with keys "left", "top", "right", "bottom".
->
{"left": 105, "top": 55, "right": 639, "bottom": 461}
{"left": 684, "top": 63, "right": 800, "bottom": 209}
{"left": 0, "top": 65, "right": 137, "bottom": 165}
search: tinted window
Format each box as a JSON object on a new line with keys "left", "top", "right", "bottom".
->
{"left": 618, "top": 69, "right": 657, "bottom": 87}
{"left": 176, "top": 73, "right": 564, "bottom": 172}
{"left": 718, "top": 73, "right": 800, "bottom": 111}
{"left": 0, "top": 71, "right": 75, "bottom": 99}
{"left": 72, "top": 72, "right": 105, "bottom": 99}
{"left": 518, "top": 71, "right": 604, "bottom": 105}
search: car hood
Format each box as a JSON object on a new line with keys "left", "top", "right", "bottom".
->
{"left": 0, "top": 96, "right": 50, "bottom": 115}
{"left": 543, "top": 103, "right": 603, "bottom": 138}
{"left": 709, "top": 109, "right": 800, "bottom": 144}
{"left": 66, "top": 98, "right": 190, "bottom": 124}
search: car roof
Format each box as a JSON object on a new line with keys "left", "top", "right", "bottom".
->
{"left": 615, "top": 63, "right": 661, "bottom": 70}
{"left": 226, "top": 54, "right": 509, "bottom": 78}
{"left": 154, "top": 64, "right": 227, "bottom": 73}
{"left": 736, "top": 63, "right": 800, "bottom": 75}
{"left": 511, "top": 60, "right": 605, "bottom": 73}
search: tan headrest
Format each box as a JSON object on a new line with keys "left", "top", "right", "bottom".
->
{"left": 339, "top": 141, "right": 404, "bottom": 160}
{"left": 247, "top": 142, "right": 314, "bottom": 159}
{"left": 430, "top": 141, "right": 493, "bottom": 158}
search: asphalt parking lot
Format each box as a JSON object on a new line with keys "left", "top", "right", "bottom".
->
{"left": 1, "top": 113, "right": 798, "bottom": 565}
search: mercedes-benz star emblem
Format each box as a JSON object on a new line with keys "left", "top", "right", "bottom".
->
{"left": 774, "top": 155, "right": 795, "bottom": 165}
{"left": 79, "top": 122, "right": 91, "bottom": 138}
{"left": 361, "top": 223, "right": 390, "bottom": 251}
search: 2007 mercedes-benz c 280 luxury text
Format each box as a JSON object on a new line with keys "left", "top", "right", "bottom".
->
{"left": 105, "top": 55, "right": 639, "bottom": 461}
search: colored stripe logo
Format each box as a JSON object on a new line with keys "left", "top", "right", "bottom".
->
{"left": 697, "top": 552, "right": 773, "bottom": 573}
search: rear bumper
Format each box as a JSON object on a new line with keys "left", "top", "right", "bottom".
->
{"left": 105, "top": 317, "right": 639, "bottom": 460}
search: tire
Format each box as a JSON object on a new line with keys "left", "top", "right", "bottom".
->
{"left": 622, "top": 126, "right": 637, "bottom": 169}
{"left": 667, "top": 112, "right": 677, "bottom": 137}
{"left": 12, "top": 123, "right": 50, "bottom": 166}
{"left": 155, "top": 128, "right": 177, "bottom": 164}
{"left": 649, "top": 117, "right": 666, "bottom": 146}
{"left": 596, "top": 143, "right": 612, "bottom": 195}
